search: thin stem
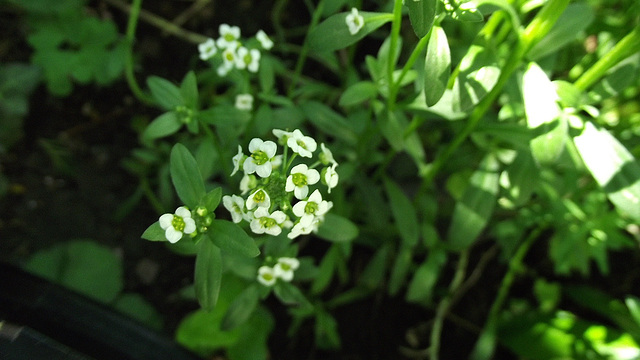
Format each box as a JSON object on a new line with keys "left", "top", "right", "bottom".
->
{"left": 386, "top": 0, "right": 404, "bottom": 109}
{"left": 389, "top": 30, "right": 432, "bottom": 108}
{"left": 287, "top": 0, "right": 325, "bottom": 97}
{"left": 123, "top": 0, "right": 154, "bottom": 105}
{"left": 140, "top": 177, "right": 166, "bottom": 214}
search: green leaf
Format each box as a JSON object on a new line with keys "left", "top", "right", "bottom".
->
{"left": 315, "top": 309, "right": 341, "bottom": 350}
{"left": 209, "top": 220, "right": 260, "bottom": 258}
{"left": 424, "top": 26, "right": 451, "bottom": 106}
{"left": 194, "top": 239, "right": 222, "bottom": 311}
{"left": 528, "top": 3, "right": 594, "bottom": 60}
{"left": 221, "top": 284, "right": 260, "bottom": 331}
{"left": 273, "top": 281, "right": 311, "bottom": 308}
{"left": 202, "top": 188, "right": 222, "bottom": 212}
{"left": 452, "top": 44, "right": 500, "bottom": 112}
{"left": 24, "top": 240, "right": 123, "bottom": 303}
{"left": 311, "top": 245, "right": 340, "bottom": 295}
{"left": 406, "top": 247, "right": 447, "bottom": 304}
{"left": 339, "top": 81, "right": 378, "bottom": 107}
{"left": 309, "top": 11, "right": 393, "bottom": 53}
{"left": 359, "top": 244, "right": 390, "bottom": 290}
{"left": 142, "top": 112, "right": 182, "bottom": 141}
{"left": 573, "top": 122, "right": 640, "bottom": 222}
{"left": 378, "top": 110, "right": 404, "bottom": 151}
{"left": 388, "top": 245, "right": 413, "bottom": 296}
{"left": 300, "top": 101, "right": 359, "bottom": 145}
{"left": 170, "top": 143, "right": 206, "bottom": 208}
{"left": 180, "top": 71, "right": 198, "bottom": 109}
{"left": 406, "top": 0, "right": 437, "bottom": 38}
{"left": 113, "top": 293, "right": 163, "bottom": 330}
{"left": 316, "top": 213, "right": 359, "bottom": 242}
{"left": 384, "top": 178, "right": 419, "bottom": 247}
{"left": 447, "top": 154, "right": 500, "bottom": 251}
{"left": 522, "top": 62, "right": 567, "bottom": 165}
{"left": 147, "top": 75, "right": 183, "bottom": 110}
{"left": 500, "top": 150, "right": 539, "bottom": 207}
{"left": 226, "top": 306, "right": 274, "bottom": 360}
{"left": 141, "top": 221, "right": 166, "bottom": 242}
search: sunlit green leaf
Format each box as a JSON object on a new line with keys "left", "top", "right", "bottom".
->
{"left": 424, "top": 26, "right": 451, "bottom": 106}
{"left": 406, "top": 0, "right": 437, "bottom": 38}
{"left": 452, "top": 45, "right": 500, "bottom": 112}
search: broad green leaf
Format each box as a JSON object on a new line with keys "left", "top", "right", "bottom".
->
{"left": 424, "top": 26, "right": 451, "bottom": 106}
{"left": 528, "top": 3, "right": 594, "bottom": 60}
{"left": 226, "top": 307, "right": 274, "bottom": 360}
{"left": 24, "top": 240, "right": 123, "bottom": 303}
{"left": 452, "top": 45, "right": 500, "bottom": 112}
{"left": 147, "top": 75, "right": 183, "bottom": 110}
{"left": 447, "top": 154, "right": 500, "bottom": 251}
{"left": 195, "top": 139, "right": 219, "bottom": 179}
{"left": 406, "top": 247, "right": 447, "bottom": 304}
{"left": 113, "top": 293, "right": 163, "bottom": 330}
{"left": 316, "top": 213, "right": 359, "bottom": 242}
{"left": 499, "top": 150, "right": 539, "bottom": 207}
{"left": 170, "top": 143, "right": 206, "bottom": 208}
{"left": 309, "top": 11, "right": 393, "bottom": 53}
{"left": 406, "top": 0, "right": 438, "bottom": 38}
{"left": 180, "top": 71, "right": 198, "bottom": 110}
{"left": 194, "top": 239, "right": 222, "bottom": 311}
{"left": 142, "top": 112, "right": 182, "bottom": 140}
{"left": 384, "top": 178, "right": 419, "bottom": 247}
{"left": 141, "top": 221, "right": 166, "bottom": 242}
{"left": 522, "top": 62, "right": 567, "bottom": 165}
{"left": 388, "top": 245, "right": 414, "bottom": 296}
{"left": 573, "top": 122, "right": 640, "bottom": 222}
{"left": 209, "top": 220, "right": 260, "bottom": 258}
{"left": 339, "top": 81, "right": 378, "bottom": 107}
{"left": 300, "top": 101, "right": 358, "bottom": 145}
{"left": 221, "top": 284, "right": 260, "bottom": 330}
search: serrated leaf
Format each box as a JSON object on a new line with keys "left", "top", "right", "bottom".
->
{"left": 309, "top": 11, "right": 393, "bottom": 53}
{"left": 447, "top": 154, "right": 500, "bottom": 251}
{"left": 573, "top": 122, "right": 640, "bottom": 222}
{"left": 316, "top": 213, "right": 359, "bottom": 242}
{"left": 384, "top": 178, "right": 419, "bottom": 247}
{"left": 142, "top": 112, "right": 182, "bottom": 140}
{"left": 406, "top": 0, "right": 438, "bottom": 38}
{"left": 170, "top": 143, "right": 206, "bottom": 208}
{"left": 209, "top": 220, "right": 260, "bottom": 258}
{"left": 424, "top": 26, "right": 451, "bottom": 106}
{"left": 194, "top": 239, "right": 222, "bottom": 311}
{"left": 147, "top": 75, "right": 183, "bottom": 110}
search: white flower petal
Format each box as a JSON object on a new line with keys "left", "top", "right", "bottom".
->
{"left": 165, "top": 227, "right": 182, "bottom": 243}
{"left": 175, "top": 206, "right": 191, "bottom": 218}
{"left": 159, "top": 214, "right": 173, "bottom": 229}
{"left": 183, "top": 218, "right": 196, "bottom": 234}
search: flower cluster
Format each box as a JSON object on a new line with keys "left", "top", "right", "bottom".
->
{"left": 257, "top": 257, "right": 300, "bottom": 286}
{"left": 198, "top": 25, "right": 273, "bottom": 77}
{"left": 223, "top": 129, "right": 339, "bottom": 239}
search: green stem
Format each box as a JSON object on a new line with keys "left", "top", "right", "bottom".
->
{"left": 430, "top": 250, "right": 469, "bottom": 360}
{"left": 124, "top": 0, "right": 154, "bottom": 105}
{"left": 386, "top": 0, "right": 404, "bottom": 109}
{"left": 140, "top": 176, "right": 166, "bottom": 214}
{"left": 287, "top": 0, "right": 325, "bottom": 97}
{"left": 389, "top": 29, "right": 432, "bottom": 108}
{"left": 574, "top": 24, "right": 640, "bottom": 91}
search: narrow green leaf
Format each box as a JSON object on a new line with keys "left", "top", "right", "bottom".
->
{"left": 221, "top": 284, "right": 260, "bottom": 330}
{"left": 170, "top": 143, "right": 206, "bottom": 208}
{"left": 202, "top": 188, "right": 222, "bottom": 212}
{"left": 523, "top": 62, "right": 567, "bottom": 165}
{"left": 359, "top": 244, "right": 390, "bottom": 290}
{"left": 141, "top": 221, "right": 166, "bottom": 242}
{"left": 339, "top": 81, "right": 378, "bottom": 107}
{"left": 424, "top": 26, "right": 451, "bottom": 106}
{"left": 573, "top": 122, "right": 640, "bottom": 222}
{"left": 447, "top": 155, "right": 500, "bottom": 251}
{"left": 378, "top": 110, "right": 404, "bottom": 151}
{"left": 142, "top": 112, "right": 182, "bottom": 141}
{"left": 180, "top": 71, "right": 198, "bottom": 109}
{"left": 194, "top": 239, "right": 222, "bottom": 311}
{"left": 315, "top": 309, "right": 341, "bottom": 350}
{"left": 528, "top": 3, "right": 594, "bottom": 60}
{"left": 388, "top": 245, "right": 413, "bottom": 296}
{"left": 273, "top": 281, "right": 311, "bottom": 308}
{"left": 309, "top": 11, "right": 393, "bottom": 53}
{"left": 316, "top": 213, "right": 359, "bottom": 242}
{"left": 209, "top": 220, "right": 260, "bottom": 258}
{"left": 406, "top": 0, "right": 438, "bottom": 38}
{"left": 311, "top": 245, "right": 340, "bottom": 295}
{"left": 406, "top": 247, "right": 447, "bottom": 304}
{"left": 300, "top": 101, "right": 358, "bottom": 145}
{"left": 384, "top": 178, "right": 419, "bottom": 247}
{"left": 452, "top": 45, "right": 500, "bottom": 112}
{"left": 147, "top": 75, "right": 183, "bottom": 110}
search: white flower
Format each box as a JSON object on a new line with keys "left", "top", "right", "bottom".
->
{"left": 236, "top": 47, "right": 261, "bottom": 73}
{"left": 198, "top": 38, "right": 217, "bottom": 61}
{"left": 217, "top": 63, "right": 232, "bottom": 77}
{"left": 256, "top": 30, "right": 274, "bottom": 50}
{"left": 286, "top": 164, "right": 320, "bottom": 199}
{"left": 319, "top": 143, "right": 337, "bottom": 165}
{"left": 246, "top": 189, "right": 271, "bottom": 210}
{"left": 221, "top": 46, "right": 238, "bottom": 70}
{"left": 345, "top": 8, "right": 364, "bottom": 35}
{"left": 243, "top": 138, "right": 278, "bottom": 178}
{"left": 288, "top": 215, "right": 316, "bottom": 239}
{"left": 217, "top": 24, "right": 240, "bottom": 49}
{"left": 292, "top": 189, "right": 331, "bottom": 223}
{"left": 231, "top": 145, "right": 244, "bottom": 176}
{"left": 257, "top": 266, "right": 276, "bottom": 286}
{"left": 250, "top": 208, "right": 287, "bottom": 236}
{"left": 239, "top": 174, "right": 254, "bottom": 195}
{"left": 158, "top": 206, "right": 196, "bottom": 243}
{"left": 235, "top": 93, "right": 253, "bottom": 111}
{"left": 222, "top": 195, "right": 245, "bottom": 223}
{"left": 323, "top": 164, "right": 339, "bottom": 193}
{"left": 272, "top": 129, "right": 292, "bottom": 146}
{"left": 287, "top": 129, "right": 317, "bottom": 158}
{"left": 273, "top": 257, "right": 300, "bottom": 282}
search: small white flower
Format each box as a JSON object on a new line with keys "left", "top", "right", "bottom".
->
{"left": 158, "top": 206, "right": 196, "bottom": 243}
{"left": 217, "top": 63, "right": 232, "bottom": 77}
{"left": 243, "top": 138, "right": 278, "bottom": 178}
{"left": 239, "top": 174, "right": 254, "bottom": 195}
{"left": 323, "top": 163, "right": 339, "bottom": 193}
{"left": 319, "top": 143, "right": 337, "bottom": 165}
{"left": 292, "top": 189, "right": 331, "bottom": 223}
{"left": 222, "top": 195, "right": 245, "bottom": 223}
{"left": 287, "top": 129, "right": 317, "bottom": 158}
{"left": 217, "top": 24, "right": 241, "bottom": 49}
{"left": 221, "top": 46, "right": 238, "bottom": 70}
{"left": 272, "top": 129, "right": 293, "bottom": 145}
{"left": 231, "top": 145, "right": 244, "bottom": 176}
{"left": 345, "top": 8, "right": 364, "bottom": 35}
{"left": 257, "top": 266, "right": 276, "bottom": 286}
{"left": 236, "top": 47, "right": 261, "bottom": 73}
{"left": 256, "top": 30, "right": 274, "bottom": 50}
{"left": 198, "top": 38, "right": 217, "bottom": 61}
{"left": 288, "top": 215, "right": 317, "bottom": 239}
{"left": 235, "top": 93, "right": 253, "bottom": 111}
{"left": 250, "top": 208, "right": 287, "bottom": 236}
{"left": 246, "top": 189, "right": 271, "bottom": 210}
{"left": 286, "top": 164, "right": 320, "bottom": 199}
{"left": 273, "top": 257, "right": 300, "bottom": 282}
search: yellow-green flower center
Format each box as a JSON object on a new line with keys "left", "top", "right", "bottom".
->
{"left": 280, "top": 263, "right": 291, "bottom": 271}
{"left": 260, "top": 217, "right": 277, "bottom": 228}
{"left": 252, "top": 150, "right": 269, "bottom": 165}
{"left": 224, "top": 33, "right": 235, "bottom": 42}
{"left": 296, "top": 140, "right": 307, "bottom": 149}
{"left": 304, "top": 202, "right": 318, "bottom": 214}
{"left": 243, "top": 53, "right": 252, "bottom": 65}
{"left": 292, "top": 173, "right": 307, "bottom": 186}
{"left": 254, "top": 190, "right": 267, "bottom": 204}
{"left": 172, "top": 215, "right": 186, "bottom": 232}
